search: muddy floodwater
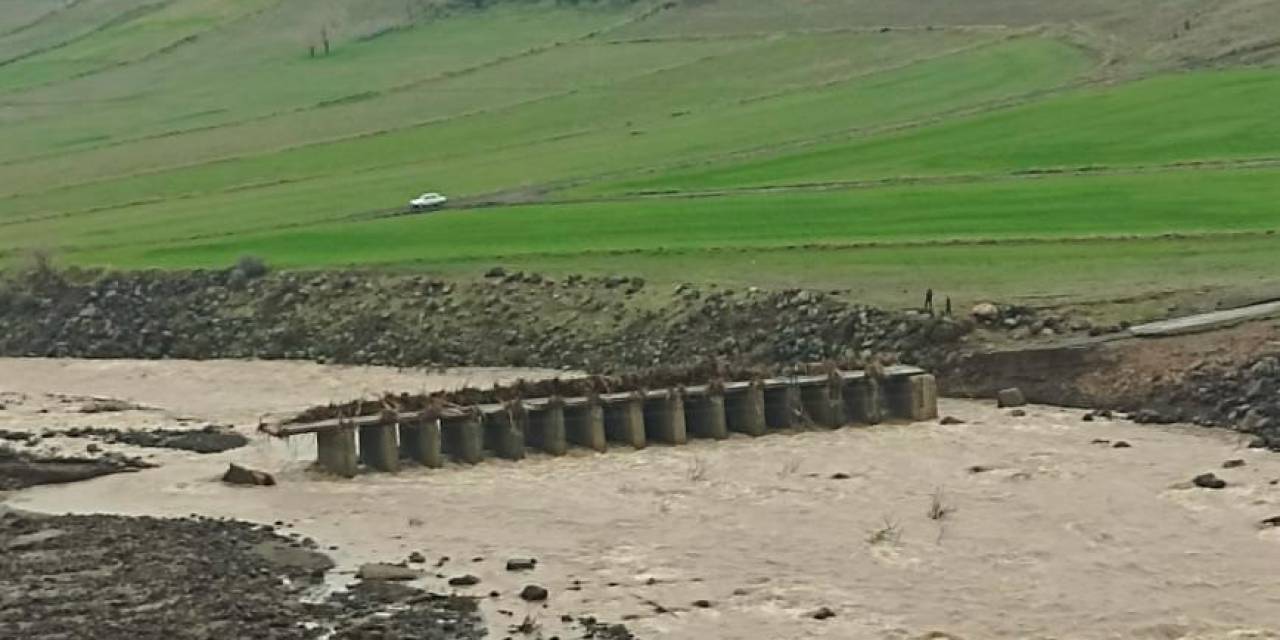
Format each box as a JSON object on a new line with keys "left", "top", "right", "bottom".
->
{"left": 3, "top": 358, "right": 1280, "bottom": 639}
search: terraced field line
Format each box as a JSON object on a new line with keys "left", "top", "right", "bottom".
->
{"left": 0, "top": 0, "right": 177, "bottom": 69}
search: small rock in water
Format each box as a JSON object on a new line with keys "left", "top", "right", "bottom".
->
{"left": 448, "top": 575, "right": 480, "bottom": 587}
{"left": 1260, "top": 516, "right": 1280, "bottom": 528}
{"left": 1223, "top": 459, "right": 1246, "bottom": 469}
{"left": 357, "top": 563, "right": 422, "bottom": 581}
{"left": 809, "top": 607, "right": 836, "bottom": 620}
{"left": 939, "top": 416, "right": 965, "bottom": 425}
{"left": 506, "top": 558, "right": 537, "bottom": 572}
{"left": 830, "top": 472, "right": 851, "bottom": 480}
{"left": 692, "top": 599, "right": 712, "bottom": 608}
{"left": 1193, "top": 473, "right": 1227, "bottom": 490}
{"left": 1091, "top": 439, "right": 1111, "bottom": 445}
{"left": 407, "top": 551, "right": 426, "bottom": 564}
{"left": 1112, "top": 441, "right": 1132, "bottom": 449}
{"left": 221, "top": 463, "right": 275, "bottom": 487}
{"left": 85, "top": 443, "right": 101, "bottom": 453}
{"left": 996, "top": 388, "right": 1026, "bottom": 408}
{"left": 1009, "top": 409, "right": 1027, "bottom": 417}
{"left": 519, "top": 585, "right": 549, "bottom": 602}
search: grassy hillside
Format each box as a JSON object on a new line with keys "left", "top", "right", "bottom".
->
{"left": 2, "top": 0, "right": 1279, "bottom": 315}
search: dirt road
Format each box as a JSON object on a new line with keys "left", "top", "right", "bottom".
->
{"left": 3, "top": 358, "right": 1280, "bottom": 639}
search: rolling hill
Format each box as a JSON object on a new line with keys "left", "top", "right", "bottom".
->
{"left": 2, "top": 0, "right": 1278, "bottom": 312}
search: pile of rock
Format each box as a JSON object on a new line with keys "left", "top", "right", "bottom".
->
{"left": 1141, "top": 356, "right": 1280, "bottom": 448}
{"left": 0, "top": 268, "right": 975, "bottom": 373}
{"left": 970, "top": 302, "right": 1099, "bottom": 339}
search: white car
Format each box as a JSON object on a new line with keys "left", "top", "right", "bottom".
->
{"left": 409, "top": 192, "right": 448, "bottom": 210}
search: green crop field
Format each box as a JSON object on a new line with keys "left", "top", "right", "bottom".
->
{"left": 3, "top": 0, "right": 1279, "bottom": 314}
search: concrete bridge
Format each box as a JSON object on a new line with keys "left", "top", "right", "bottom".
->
{"left": 265, "top": 366, "right": 938, "bottom": 477}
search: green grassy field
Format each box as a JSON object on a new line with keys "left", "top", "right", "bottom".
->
{"left": 2, "top": 0, "right": 1279, "bottom": 313}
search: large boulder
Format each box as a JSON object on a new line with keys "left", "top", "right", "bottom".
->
{"left": 357, "top": 563, "right": 422, "bottom": 581}
{"left": 971, "top": 303, "right": 1000, "bottom": 322}
{"left": 996, "top": 388, "right": 1027, "bottom": 408}
{"left": 221, "top": 464, "right": 275, "bottom": 487}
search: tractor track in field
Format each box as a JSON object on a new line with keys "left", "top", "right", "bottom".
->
{"left": 0, "top": 1, "right": 178, "bottom": 70}
{"left": 0, "top": 0, "right": 89, "bottom": 39}
{"left": 0, "top": 26, "right": 1051, "bottom": 204}
{"left": 0, "top": 0, "right": 291, "bottom": 97}
{"left": 0, "top": 0, "right": 674, "bottom": 172}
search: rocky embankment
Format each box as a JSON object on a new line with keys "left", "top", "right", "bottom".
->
{"left": 0, "top": 511, "right": 489, "bottom": 640}
{"left": 1145, "top": 356, "right": 1280, "bottom": 449}
{"left": 0, "top": 267, "right": 976, "bottom": 372}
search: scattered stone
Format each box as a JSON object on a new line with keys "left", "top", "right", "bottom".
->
{"left": 506, "top": 558, "right": 537, "bottom": 572}
{"left": 1223, "top": 459, "right": 1246, "bottom": 469}
{"left": 996, "top": 388, "right": 1026, "bottom": 408}
{"left": 830, "top": 472, "right": 851, "bottom": 480}
{"left": 408, "top": 551, "right": 426, "bottom": 564}
{"left": 1009, "top": 409, "right": 1027, "bottom": 417}
{"left": 4, "top": 528, "right": 67, "bottom": 551}
{"left": 220, "top": 463, "right": 275, "bottom": 487}
{"left": 692, "top": 599, "right": 712, "bottom": 608}
{"left": 85, "top": 443, "right": 101, "bottom": 453}
{"left": 967, "top": 465, "right": 993, "bottom": 474}
{"left": 1192, "top": 473, "right": 1227, "bottom": 490}
{"left": 1082, "top": 414, "right": 1095, "bottom": 422}
{"left": 939, "top": 416, "right": 965, "bottom": 425}
{"left": 1112, "top": 441, "right": 1132, "bottom": 449}
{"left": 448, "top": 574, "right": 480, "bottom": 587}
{"left": 357, "top": 563, "right": 422, "bottom": 581}
{"left": 971, "top": 303, "right": 999, "bottom": 322}
{"left": 78, "top": 398, "right": 143, "bottom": 413}
{"left": 519, "top": 585, "right": 549, "bottom": 602}
{"left": 1091, "top": 439, "right": 1111, "bottom": 445}
{"left": 1132, "top": 409, "right": 1178, "bottom": 425}
{"left": 809, "top": 606, "right": 836, "bottom": 620}
{"left": 1261, "top": 516, "right": 1280, "bottom": 528}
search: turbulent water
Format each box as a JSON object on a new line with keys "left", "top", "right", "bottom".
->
{"left": 2, "top": 358, "right": 1280, "bottom": 639}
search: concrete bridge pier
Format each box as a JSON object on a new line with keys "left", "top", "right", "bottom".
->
{"left": 764, "top": 382, "right": 802, "bottom": 429}
{"left": 844, "top": 378, "right": 884, "bottom": 425}
{"left": 316, "top": 426, "right": 358, "bottom": 477}
{"left": 887, "top": 374, "right": 939, "bottom": 421}
{"left": 527, "top": 399, "right": 568, "bottom": 455}
{"left": 643, "top": 390, "right": 687, "bottom": 444}
{"left": 399, "top": 419, "right": 443, "bottom": 468}
{"left": 724, "top": 382, "right": 767, "bottom": 436}
{"left": 482, "top": 405, "right": 526, "bottom": 460}
{"left": 684, "top": 389, "right": 728, "bottom": 440}
{"left": 800, "top": 376, "right": 845, "bottom": 428}
{"left": 441, "top": 410, "right": 485, "bottom": 464}
{"left": 603, "top": 394, "right": 647, "bottom": 449}
{"left": 565, "top": 399, "right": 607, "bottom": 452}
{"left": 358, "top": 424, "right": 400, "bottom": 472}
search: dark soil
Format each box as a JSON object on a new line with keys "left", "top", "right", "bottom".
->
{"left": 0, "top": 444, "right": 152, "bottom": 490}
{"left": 0, "top": 511, "right": 485, "bottom": 640}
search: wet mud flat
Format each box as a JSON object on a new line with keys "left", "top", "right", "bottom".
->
{"left": 0, "top": 443, "right": 152, "bottom": 491}
{"left": 0, "top": 510, "right": 485, "bottom": 640}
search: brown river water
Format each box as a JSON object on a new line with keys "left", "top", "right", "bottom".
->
{"left": 2, "top": 358, "right": 1279, "bottom": 639}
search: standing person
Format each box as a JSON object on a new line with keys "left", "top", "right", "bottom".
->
{"left": 945, "top": 296, "right": 953, "bottom": 317}
{"left": 924, "top": 288, "right": 934, "bottom": 315}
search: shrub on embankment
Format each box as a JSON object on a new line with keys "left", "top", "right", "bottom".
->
{"left": 0, "top": 267, "right": 972, "bottom": 373}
